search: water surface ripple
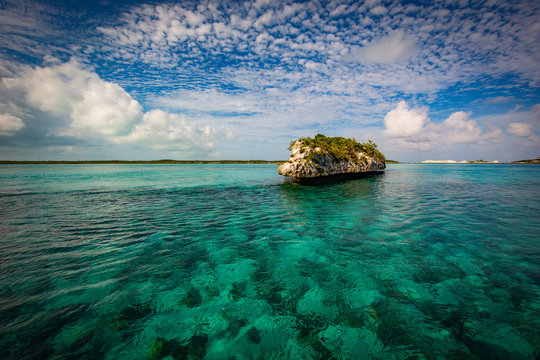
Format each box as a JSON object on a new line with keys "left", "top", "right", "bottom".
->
{"left": 0, "top": 164, "right": 539, "bottom": 359}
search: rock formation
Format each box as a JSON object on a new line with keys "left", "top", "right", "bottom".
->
{"left": 278, "top": 135, "right": 386, "bottom": 181}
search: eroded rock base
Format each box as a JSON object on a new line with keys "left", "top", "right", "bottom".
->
{"left": 293, "top": 170, "right": 385, "bottom": 185}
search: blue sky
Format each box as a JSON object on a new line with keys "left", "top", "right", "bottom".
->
{"left": 0, "top": 0, "right": 539, "bottom": 161}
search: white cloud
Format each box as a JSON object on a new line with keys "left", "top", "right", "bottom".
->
{"left": 383, "top": 101, "right": 427, "bottom": 137}
{"left": 253, "top": 0, "right": 272, "bottom": 10}
{"left": 120, "top": 109, "right": 215, "bottom": 151}
{"left": 70, "top": 81, "right": 142, "bottom": 137}
{"left": 0, "top": 1, "right": 65, "bottom": 64}
{"left": 471, "top": 105, "right": 540, "bottom": 147}
{"left": 507, "top": 122, "right": 533, "bottom": 137}
{"left": 1, "top": 60, "right": 219, "bottom": 154}
{"left": 440, "top": 111, "right": 481, "bottom": 144}
{"left": 485, "top": 96, "right": 516, "bottom": 104}
{"left": 155, "top": 89, "right": 261, "bottom": 114}
{"left": 347, "top": 31, "right": 416, "bottom": 64}
{"left": 1, "top": 0, "right": 539, "bottom": 161}
{"left": 481, "top": 128, "right": 504, "bottom": 142}
{"left": 95, "top": 0, "right": 540, "bottom": 98}
{"left": 365, "top": 0, "right": 381, "bottom": 7}
{"left": 329, "top": 4, "right": 349, "bottom": 17}
{"left": 254, "top": 10, "right": 276, "bottom": 28}
{"left": 383, "top": 101, "right": 497, "bottom": 151}
{"left": 4, "top": 60, "right": 142, "bottom": 136}
{"left": 0, "top": 113, "right": 24, "bottom": 135}
{"left": 370, "top": 6, "right": 388, "bottom": 15}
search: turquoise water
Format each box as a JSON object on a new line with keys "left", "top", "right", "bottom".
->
{"left": 0, "top": 164, "right": 539, "bottom": 359}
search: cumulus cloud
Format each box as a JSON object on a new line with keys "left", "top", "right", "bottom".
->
{"left": 383, "top": 101, "right": 427, "bottom": 137}
{"left": 0, "top": 113, "right": 24, "bottom": 135}
{"left": 507, "top": 122, "right": 532, "bottom": 137}
{"left": 470, "top": 104, "right": 540, "bottom": 147}
{"left": 442, "top": 111, "right": 482, "bottom": 144}
{"left": 1, "top": 60, "right": 219, "bottom": 154}
{"left": 383, "top": 101, "right": 498, "bottom": 150}
{"left": 4, "top": 61, "right": 143, "bottom": 137}
{"left": 120, "top": 110, "right": 215, "bottom": 151}
{"left": 507, "top": 109, "right": 540, "bottom": 149}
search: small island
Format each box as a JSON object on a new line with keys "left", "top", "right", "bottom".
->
{"left": 278, "top": 134, "right": 386, "bottom": 183}
{"left": 511, "top": 157, "right": 540, "bottom": 164}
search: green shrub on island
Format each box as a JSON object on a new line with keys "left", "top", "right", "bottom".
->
{"left": 289, "top": 134, "right": 386, "bottom": 163}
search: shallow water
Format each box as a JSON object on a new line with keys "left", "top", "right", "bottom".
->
{"left": 0, "top": 164, "right": 539, "bottom": 359}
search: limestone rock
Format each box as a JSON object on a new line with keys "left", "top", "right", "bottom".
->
{"left": 278, "top": 138, "right": 385, "bottom": 180}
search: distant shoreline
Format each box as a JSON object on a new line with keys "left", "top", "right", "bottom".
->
{"left": 414, "top": 160, "right": 502, "bottom": 164}
{"left": 0, "top": 158, "right": 538, "bottom": 165}
{"left": 410, "top": 158, "right": 540, "bottom": 164}
{"left": 0, "top": 160, "right": 285, "bottom": 165}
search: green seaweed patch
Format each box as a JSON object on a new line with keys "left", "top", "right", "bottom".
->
{"left": 295, "top": 314, "right": 334, "bottom": 359}
{"left": 179, "top": 286, "right": 202, "bottom": 308}
{"left": 288, "top": 134, "right": 386, "bottom": 163}
{"left": 296, "top": 314, "right": 329, "bottom": 340}
{"left": 148, "top": 334, "right": 208, "bottom": 360}
{"left": 148, "top": 337, "right": 167, "bottom": 359}
{"left": 112, "top": 303, "right": 153, "bottom": 340}
{"left": 247, "top": 326, "right": 262, "bottom": 344}
{"left": 226, "top": 317, "right": 248, "bottom": 338}
{"left": 336, "top": 308, "right": 367, "bottom": 329}
{"left": 229, "top": 281, "right": 247, "bottom": 301}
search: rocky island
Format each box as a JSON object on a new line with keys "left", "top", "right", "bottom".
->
{"left": 278, "top": 134, "right": 386, "bottom": 183}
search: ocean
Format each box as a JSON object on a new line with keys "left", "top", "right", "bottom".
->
{"left": 0, "top": 164, "right": 539, "bottom": 359}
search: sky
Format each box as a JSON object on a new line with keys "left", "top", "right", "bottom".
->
{"left": 0, "top": 0, "right": 539, "bottom": 161}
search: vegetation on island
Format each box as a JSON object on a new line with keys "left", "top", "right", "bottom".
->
{"left": 289, "top": 134, "right": 386, "bottom": 163}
